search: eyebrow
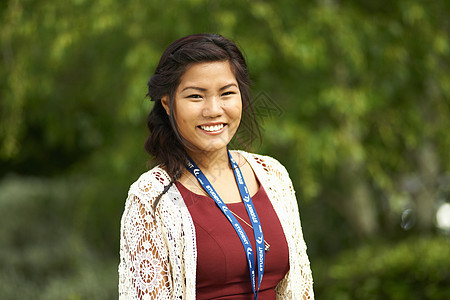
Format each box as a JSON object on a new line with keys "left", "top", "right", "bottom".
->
{"left": 219, "top": 83, "right": 238, "bottom": 91}
{"left": 181, "top": 83, "right": 238, "bottom": 92}
{"left": 182, "top": 86, "right": 206, "bottom": 92}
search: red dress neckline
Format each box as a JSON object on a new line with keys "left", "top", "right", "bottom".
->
{"left": 175, "top": 181, "right": 290, "bottom": 299}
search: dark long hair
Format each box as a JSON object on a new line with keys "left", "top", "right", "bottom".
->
{"left": 145, "top": 34, "right": 260, "bottom": 184}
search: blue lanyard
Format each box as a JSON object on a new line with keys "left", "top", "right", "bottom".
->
{"left": 185, "top": 150, "right": 265, "bottom": 300}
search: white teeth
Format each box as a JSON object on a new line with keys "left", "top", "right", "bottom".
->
{"left": 200, "top": 124, "right": 224, "bottom": 132}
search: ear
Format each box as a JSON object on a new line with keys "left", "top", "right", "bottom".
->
{"left": 161, "top": 95, "right": 170, "bottom": 115}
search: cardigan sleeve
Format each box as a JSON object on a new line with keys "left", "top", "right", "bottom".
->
{"left": 245, "top": 152, "right": 314, "bottom": 299}
{"left": 119, "top": 171, "right": 173, "bottom": 299}
{"left": 277, "top": 161, "right": 314, "bottom": 299}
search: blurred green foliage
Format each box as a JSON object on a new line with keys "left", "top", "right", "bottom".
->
{"left": 1, "top": 0, "right": 449, "bottom": 298}
{"left": 0, "top": 175, "right": 116, "bottom": 299}
{"left": 315, "top": 236, "right": 450, "bottom": 299}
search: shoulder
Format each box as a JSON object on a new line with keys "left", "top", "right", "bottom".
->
{"left": 235, "top": 150, "right": 289, "bottom": 180}
{"left": 127, "top": 166, "right": 173, "bottom": 207}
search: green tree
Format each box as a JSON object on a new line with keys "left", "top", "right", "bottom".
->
{"left": 1, "top": 0, "right": 449, "bottom": 298}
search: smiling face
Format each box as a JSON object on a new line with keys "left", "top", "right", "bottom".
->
{"left": 162, "top": 61, "right": 242, "bottom": 156}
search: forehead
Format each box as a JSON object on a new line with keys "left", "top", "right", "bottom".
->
{"left": 178, "top": 61, "right": 237, "bottom": 88}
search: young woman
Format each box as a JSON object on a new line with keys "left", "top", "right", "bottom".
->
{"left": 119, "top": 34, "right": 313, "bottom": 299}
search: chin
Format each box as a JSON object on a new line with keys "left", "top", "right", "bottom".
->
{"left": 197, "top": 141, "right": 230, "bottom": 152}
{"left": 201, "top": 144, "right": 228, "bottom": 152}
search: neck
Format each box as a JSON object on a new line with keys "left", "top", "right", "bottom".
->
{"left": 187, "top": 147, "right": 230, "bottom": 174}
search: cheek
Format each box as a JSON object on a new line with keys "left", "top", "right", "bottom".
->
{"left": 225, "top": 97, "right": 242, "bottom": 116}
{"left": 173, "top": 101, "right": 193, "bottom": 124}
{"left": 234, "top": 101, "right": 243, "bottom": 120}
{"left": 175, "top": 115, "right": 193, "bottom": 134}
{"left": 172, "top": 108, "right": 190, "bottom": 137}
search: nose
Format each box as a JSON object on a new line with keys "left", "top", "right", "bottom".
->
{"left": 202, "top": 96, "right": 223, "bottom": 117}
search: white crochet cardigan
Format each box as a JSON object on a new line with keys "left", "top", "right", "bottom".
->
{"left": 119, "top": 151, "right": 314, "bottom": 299}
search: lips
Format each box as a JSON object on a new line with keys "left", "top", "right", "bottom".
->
{"left": 198, "top": 123, "right": 228, "bottom": 133}
{"left": 199, "top": 124, "right": 225, "bottom": 132}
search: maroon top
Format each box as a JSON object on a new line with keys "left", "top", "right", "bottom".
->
{"left": 176, "top": 180, "right": 289, "bottom": 300}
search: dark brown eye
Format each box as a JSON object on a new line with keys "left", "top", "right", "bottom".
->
{"left": 221, "top": 91, "right": 235, "bottom": 96}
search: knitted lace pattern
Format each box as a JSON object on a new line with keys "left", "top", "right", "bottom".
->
{"left": 119, "top": 151, "right": 314, "bottom": 299}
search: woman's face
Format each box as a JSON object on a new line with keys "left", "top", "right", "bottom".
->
{"left": 162, "top": 61, "right": 242, "bottom": 154}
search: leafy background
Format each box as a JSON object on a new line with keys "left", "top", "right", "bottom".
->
{"left": 1, "top": 0, "right": 449, "bottom": 299}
